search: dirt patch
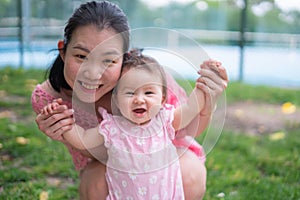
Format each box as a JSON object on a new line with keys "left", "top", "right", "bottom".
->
{"left": 224, "top": 101, "right": 300, "bottom": 135}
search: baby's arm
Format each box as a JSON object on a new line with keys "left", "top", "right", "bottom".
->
{"left": 62, "top": 124, "right": 104, "bottom": 150}
{"left": 172, "top": 86, "right": 205, "bottom": 131}
{"left": 41, "top": 102, "right": 105, "bottom": 150}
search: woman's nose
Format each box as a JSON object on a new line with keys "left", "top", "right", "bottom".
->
{"left": 83, "top": 65, "right": 104, "bottom": 81}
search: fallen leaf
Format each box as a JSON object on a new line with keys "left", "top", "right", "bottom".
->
{"left": 281, "top": 102, "right": 296, "bottom": 114}
{"left": 269, "top": 131, "right": 285, "bottom": 141}
{"left": 16, "top": 137, "right": 29, "bottom": 145}
{"left": 39, "top": 191, "right": 49, "bottom": 200}
{"left": 216, "top": 192, "right": 225, "bottom": 198}
{"left": 234, "top": 109, "right": 244, "bottom": 118}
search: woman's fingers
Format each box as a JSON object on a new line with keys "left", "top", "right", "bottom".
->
{"left": 36, "top": 108, "right": 74, "bottom": 140}
{"left": 200, "top": 60, "right": 229, "bottom": 83}
{"left": 198, "top": 68, "right": 227, "bottom": 90}
{"left": 45, "top": 117, "right": 75, "bottom": 140}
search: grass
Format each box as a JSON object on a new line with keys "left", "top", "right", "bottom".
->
{"left": 0, "top": 67, "right": 299, "bottom": 200}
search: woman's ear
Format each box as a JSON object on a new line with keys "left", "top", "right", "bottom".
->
{"left": 58, "top": 40, "right": 65, "bottom": 62}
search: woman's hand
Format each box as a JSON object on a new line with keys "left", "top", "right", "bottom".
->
{"left": 35, "top": 98, "right": 74, "bottom": 141}
{"left": 196, "top": 60, "right": 229, "bottom": 116}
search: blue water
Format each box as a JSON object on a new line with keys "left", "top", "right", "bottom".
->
{"left": 1, "top": 41, "right": 299, "bottom": 88}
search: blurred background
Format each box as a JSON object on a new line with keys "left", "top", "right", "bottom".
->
{"left": 0, "top": 0, "right": 299, "bottom": 87}
{"left": 0, "top": 1, "right": 299, "bottom": 199}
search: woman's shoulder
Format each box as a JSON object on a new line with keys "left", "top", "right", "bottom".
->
{"left": 31, "top": 80, "right": 62, "bottom": 113}
{"left": 32, "top": 80, "right": 60, "bottom": 97}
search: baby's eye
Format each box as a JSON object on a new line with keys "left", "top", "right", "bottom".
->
{"left": 145, "top": 91, "right": 154, "bottom": 95}
{"left": 125, "top": 91, "right": 134, "bottom": 96}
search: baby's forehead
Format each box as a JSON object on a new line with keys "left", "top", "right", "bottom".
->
{"left": 119, "top": 69, "right": 163, "bottom": 87}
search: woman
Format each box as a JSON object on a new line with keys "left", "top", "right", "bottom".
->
{"left": 32, "top": 1, "right": 228, "bottom": 199}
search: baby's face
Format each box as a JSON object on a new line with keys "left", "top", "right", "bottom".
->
{"left": 115, "top": 67, "right": 165, "bottom": 125}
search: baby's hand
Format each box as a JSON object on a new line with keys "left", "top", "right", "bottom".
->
{"left": 40, "top": 98, "right": 65, "bottom": 115}
{"left": 200, "top": 59, "right": 222, "bottom": 72}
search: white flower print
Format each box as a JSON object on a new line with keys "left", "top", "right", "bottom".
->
{"left": 110, "top": 127, "right": 118, "bottom": 135}
{"left": 122, "top": 180, "right": 127, "bottom": 188}
{"left": 144, "top": 163, "right": 150, "bottom": 171}
{"left": 136, "top": 138, "right": 145, "bottom": 146}
{"left": 121, "top": 120, "right": 128, "bottom": 126}
{"left": 152, "top": 194, "right": 160, "bottom": 200}
{"left": 138, "top": 187, "right": 147, "bottom": 196}
{"left": 120, "top": 133, "right": 126, "bottom": 139}
{"left": 113, "top": 171, "right": 119, "bottom": 178}
{"left": 149, "top": 175, "right": 157, "bottom": 184}
{"left": 126, "top": 196, "right": 134, "bottom": 200}
{"left": 157, "top": 130, "right": 163, "bottom": 137}
{"left": 128, "top": 173, "right": 137, "bottom": 180}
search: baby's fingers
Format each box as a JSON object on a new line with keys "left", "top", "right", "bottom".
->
{"left": 52, "top": 104, "right": 68, "bottom": 114}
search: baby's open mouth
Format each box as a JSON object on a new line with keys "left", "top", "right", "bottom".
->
{"left": 133, "top": 108, "right": 146, "bottom": 114}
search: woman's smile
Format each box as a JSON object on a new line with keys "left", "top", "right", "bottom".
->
{"left": 78, "top": 80, "right": 103, "bottom": 90}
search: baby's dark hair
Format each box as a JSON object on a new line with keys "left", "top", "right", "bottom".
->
{"left": 116, "top": 48, "right": 167, "bottom": 98}
{"left": 48, "top": 1, "right": 130, "bottom": 92}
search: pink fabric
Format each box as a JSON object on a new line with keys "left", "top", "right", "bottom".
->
{"left": 99, "top": 105, "right": 184, "bottom": 199}
{"left": 31, "top": 84, "right": 92, "bottom": 170}
{"left": 31, "top": 76, "right": 205, "bottom": 170}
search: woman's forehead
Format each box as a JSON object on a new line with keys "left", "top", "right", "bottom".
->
{"left": 71, "top": 25, "right": 124, "bottom": 53}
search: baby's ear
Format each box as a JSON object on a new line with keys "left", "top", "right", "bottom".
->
{"left": 162, "top": 95, "right": 167, "bottom": 104}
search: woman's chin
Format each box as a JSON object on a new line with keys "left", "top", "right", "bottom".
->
{"left": 72, "top": 91, "right": 98, "bottom": 104}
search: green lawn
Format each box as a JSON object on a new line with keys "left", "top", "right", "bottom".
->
{"left": 0, "top": 67, "right": 299, "bottom": 200}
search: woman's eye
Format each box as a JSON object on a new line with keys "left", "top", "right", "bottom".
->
{"left": 103, "top": 59, "right": 115, "bottom": 66}
{"left": 76, "top": 54, "right": 86, "bottom": 60}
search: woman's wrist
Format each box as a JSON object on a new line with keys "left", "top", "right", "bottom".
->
{"left": 200, "top": 104, "right": 217, "bottom": 117}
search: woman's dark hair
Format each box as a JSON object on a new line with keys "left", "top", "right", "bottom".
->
{"left": 48, "top": 1, "right": 130, "bottom": 92}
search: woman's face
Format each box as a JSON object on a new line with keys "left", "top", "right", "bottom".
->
{"left": 60, "top": 25, "right": 124, "bottom": 103}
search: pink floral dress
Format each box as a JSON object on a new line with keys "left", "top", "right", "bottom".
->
{"left": 99, "top": 105, "right": 184, "bottom": 199}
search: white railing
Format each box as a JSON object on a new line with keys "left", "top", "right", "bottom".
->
{"left": 0, "top": 27, "right": 299, "bottom": 48}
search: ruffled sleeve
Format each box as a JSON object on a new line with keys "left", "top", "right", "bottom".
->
{"left": 98, "top": 107, "right": 113, "bottom": 148}
{"left": 162, "top": 104, "right": 176, "bottom": 140}
{"left": 31, "top": 84, "right": 56, "bottom": 114}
